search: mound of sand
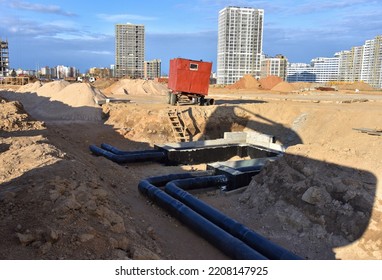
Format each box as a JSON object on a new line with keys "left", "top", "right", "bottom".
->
{"left": 259, "top": 75, "right": 283, "bottom": 90}
{"left": 103, "top": 79, "right": 168, "bottom": 96}
{"left": 16, "top": 81, "right": 42, "bottom": 93}
{"left": 49, "top": 83, "right": 98, "bottom": 107}
{"left": 290, "top": 82, "right": 317, "bottom": 91}
{"left": 333, "top": 82, "right": 375, "bottom": 91}
{"left": 92, "top": 78, "right": 117, "bottom": 90}
{"left": 226, "top": 75, "right": 260, "bottom": 90}
{"left": 36, "top": 80, "right": 70, "bottom": 98}
{"left": 271, "top": 81, "right": 295, "bottom": 92}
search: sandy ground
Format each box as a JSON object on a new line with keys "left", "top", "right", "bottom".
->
{"left": 0, "top": 81, "right": 382, "bottom": 260}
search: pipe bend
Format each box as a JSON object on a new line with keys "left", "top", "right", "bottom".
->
{"left": 138, "top": 178, "right": 267, "bottom": 260}
{"left": 165, "top": 181, "right": 302, "bottom": 260}
{"left": 90, "top": 144, "right": 166, "bottom": 164}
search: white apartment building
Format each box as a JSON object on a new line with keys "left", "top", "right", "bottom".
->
{"left": 361, "top": 36, "right": 382, "bottom": 88}
{"left": 287, "top": 57, "right": 339, "bottom": 83}
{"left": 217, "top": 6, "right": 264, "bottom": 85}
{"left": 261, "top": 55, "right": 288, "bottom": 80}
{"left": 144, "top": 59, "right": 161, "bottom": 80}
{"left": 338, "top": 46, "right": 364, "bottom": 82}
{"left": 287, "top": 63, "right": 316, "bottom": 82}
{"left": 115, "top": 24, "right": 145, "bottom": 78}
{"left": 310, "top": 56, "right": 339, "bottom": 83}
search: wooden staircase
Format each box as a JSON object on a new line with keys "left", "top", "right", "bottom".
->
{"left": 167, "top": 108, "right": 190, "bottom": 142}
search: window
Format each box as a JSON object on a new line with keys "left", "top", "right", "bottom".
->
{"left": 190, "top": 63, "right": 198, "bottom": 71}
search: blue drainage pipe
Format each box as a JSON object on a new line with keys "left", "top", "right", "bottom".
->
{"left": 89, "top": 144, "right": 166, "bottom": 164}
{"left": 100, "top": 143, "right": 160, "bottom": 156}
{"left": 138, "top": 178, "right": 267, "bottom": 260}
{"left": 165, "top": 179, "right": 302, "bottom": 260}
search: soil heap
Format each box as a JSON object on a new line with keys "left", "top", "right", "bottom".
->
{"left": 226, "top": 75, "right": 261, "bottom": 90}
{"left": 271, "top": 81, "right": 295, "bottom": 92}
{"left": 259, "top": 75, "right": 283, "bottom": 90}
{"left": 103, "top": 79, "right": 168, "bottom": 96}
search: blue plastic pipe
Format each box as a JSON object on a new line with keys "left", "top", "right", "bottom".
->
{"left": 138, "top": 178, "right": 267, "bottom": 260}
{"left": 165, "top": 179, "right": 302, "bottom": 260}
{"left": 100, "top": 143, "right": 161, "bottom": 156}
{"left": 89, "top": 144, "right": 166, "bottom": 164}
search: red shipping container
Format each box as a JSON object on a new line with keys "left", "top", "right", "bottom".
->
{"left": 168, "top": 58, "right": 212, "bottom": 96}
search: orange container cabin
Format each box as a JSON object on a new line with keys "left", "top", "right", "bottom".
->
{"left": 167, "top": 58, "right": 214, "bottom": 106}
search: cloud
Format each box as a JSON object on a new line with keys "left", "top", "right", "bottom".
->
{"left": 79, "top": 50, "right": 114, "bottom": 56}
{"left": 178, "top": 0, "right": 284, "bottom": 14}
{"left": 97, "top": 13, "right": 158, "bottom": 23}
{"left": 296, "top": 0, "right": 373, "bottom": 14}
{"left": 0, "top": 16, "right": 77, "bottom": 38}
{"left": 146, "top": 31, "right": 217, "bottom": 73}
{"left": 9, "top": 1, "right": 76, "bottom": 16}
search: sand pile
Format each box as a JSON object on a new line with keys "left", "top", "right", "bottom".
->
{"left": 92, "top": 78, "right": 116, "bottom": 90}
{"left": 331, "top": 82, "right": 375, "bottom": 91}
{"left": 36, "top": 80, "right": 70, "bottom": 98}
{"left": 0, "top": 98, "right": 44, "bottom": 132}
{"left": 226, "top": 75, "right": 260, "bottom": 90}
{"left": 103, "top": 79, "right": 168, "bottom": 96}
{"left": 49, "top": 83, "right": 98, "bottom": 107}
{"left": 16, "top": 81, "right": 42, "bottom": 93}
{"left": 2, "top": 82, "right": 103, "bottom": 122}
{"left": 290, "top": 82, "right": 317, "bottom": 91}
{"left": 271, "top": 81, "right": 295, "bottom": 92}
{"left": 29, "top": 83, "right": 102, "bottom": 121}
{"left": 259, "top": 75, "right": 283, "bottom": 90}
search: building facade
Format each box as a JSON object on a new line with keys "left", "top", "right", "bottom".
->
{"left": 115, "top": 24, "right": 145, "bottom": 78}
{"left": 0, "top": 39, "right": 9, "bottom": 77}
{"left": 261, "top": 54, "right": 288, "bottom": 80}
{"left": 144, "top": 59, "right": 161, "bottom": 80}
{"left": 310, "top": 56, "right": 339, "bottom": 83}
{"left": 217, "top": 6, "right": 264, "bottom": 85}
{"left": 361, "top": 36, "right": 382, "bottom": 88}
{"left": 287, "top": 63, "right": 316, "bottom": 82}
{"left": 288, "top": 35, "right": 382, "bottom": 88}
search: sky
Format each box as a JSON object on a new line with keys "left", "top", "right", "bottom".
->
{"left": 1, "top": 0, "right": 382, "bottom": 74}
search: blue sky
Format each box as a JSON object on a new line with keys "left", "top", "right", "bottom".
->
{"left": 1, "top": 0, "right": 382, "bottom": 74}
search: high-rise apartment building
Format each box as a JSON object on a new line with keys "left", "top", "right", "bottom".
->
{"left": 288, "top": 35, "right": 382, "bottom": 88}
{"left": 144, "top": 59, "right": 161, "bottom": 80}
{"left": 287, "top": 57, "right": 340, "bottom": 83}
{"left": 261, "top": 54, "right": 288, "bottom": 80}
{"left": 338, "top": 46, "right": 364, "bottom": 82}
{"left": 217, "top": 6, "right": 264, "bottom": 85}
{"left": 287, "top": 63, "right": 316, "bottom": 82}
{"left": 0, "top": 38, "right": 9, "bottom": 77}
{"left": 361, "top": 36, "right": 382, "bottom": 88}
{"left": 115, "top": 24, "right": 145, "bottom": 78}
{"left": 310, "top": 56, "right": 339, "bottom": 83}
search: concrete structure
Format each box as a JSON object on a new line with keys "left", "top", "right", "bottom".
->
{"left": 287, "top": 57, "right": 339, "bottom": 83}
{"left": 0, "top": 38, "right": 9, "bottom": 77}
{"left": 115, "top": 23, "right": 145, "bottom": 79}
{"left": 88, "top": 67, "right": 112, "bottom": 78}
{"left": 144, "top": 59, "right": 161, "bottom": 80}
{"left": 361, "top": 35, "right": 382, "bottom": 88}
{"left": 310, "top": 56, "right": 339, "bottom": 83}
{"left": 338, "top": 46, "right": 364, "bottom": 82}
{"left": 286, "top": 63, "right": 316, "bottom": 82}
{"left": 217, "top": 6, "right": 264, "bottom": 85}
{"left": 288, "top": 35, "right": 382, "bottom": 88}
{"left": 261, "top": 55, "right": 288, "bottom": 80}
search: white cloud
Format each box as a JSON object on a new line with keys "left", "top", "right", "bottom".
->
{"left": 97, "top": 13, "right": 158, "bottom": 22}
{"left": 9, "top": 0, "right": 76, "bottom": 16}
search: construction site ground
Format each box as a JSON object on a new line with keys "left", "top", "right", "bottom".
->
{"left": 1, "top": 81, "right": 382, "bottom": 260}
